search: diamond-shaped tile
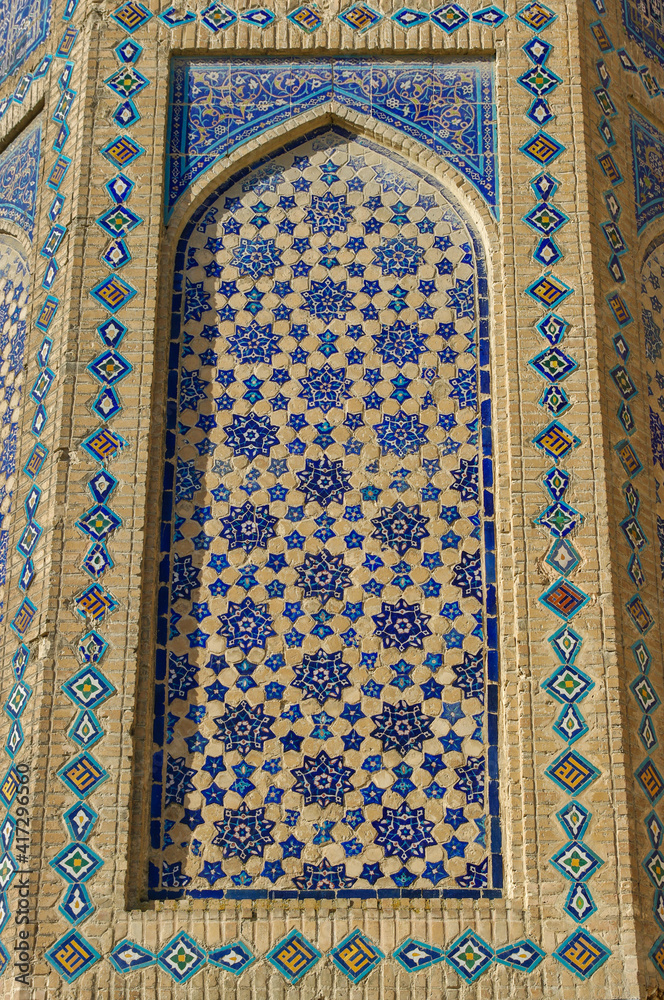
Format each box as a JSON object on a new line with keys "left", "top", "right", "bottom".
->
{"left": 549, "top": 624, "right": 582, "bottom": 664}
{"left": 632, "top": 639, "right": 651, "bottom": 672}
{"left": 554, "top": 929, "right": 609, "bottom": 979}
{"left": 472, "top": 5, "right": 507, "bottom": 26}
{"left": 159, "top": 4, "right": 196, "bottom": 24}
{"left": 101, "top": 134, "right": 144, "bottom": 168}
{"left": 631, "top": 675, "right": 660, "bottom": 714}
{"left": 553, "top": 703, "right": 588, "bottom": 743}
{"left": 546, "top": 749, "right": 599, "bottom": 795}
{"left": 98, "top": 316, "right": 127, "bottom": 348}
{"left": 267, "top": 929, "right": 321, "bottom": 983}
{"left": 545, "top": 537, "right": 580, "bottom": 576}
{"left": 59, "top": 882, "right": 94, "bottom": 924}
{"left": 533, "top": 420, "right": 579, "bottom": 459}
{"left": 111, "top": 0, "right": 153, "bottom": 32}
{"left": 287, "top": 4, "right": 324, "bottom": 30}
{"left": 4, "top": 681, "right": 31, "bottom": 720}
{"left": 527, "top": 271, "right": 573, "bottom": 308}
{"left": 531, "top": 172, "right": 559, "bottom": 201}
{"left": 495, "top": 939, "right": 545, "bottom": 971}
{"left": 518, "top": 64, "right": 562, "bottom": 97}
{"left": 0, "top": 853, "right": 17, "bottom": 890}
{"left": 551, "top": 840, "right": 603, "bottom": 882}
{"left": 70, "top": 625, "right": 103, "bottom": 664}
{"left": 338, "top": 2, "right": 381, "bottom": 30}
{"left": 445, "top": 930, "right": 494, "bottom": 983}
{"left": 530, "top": 346, "right": 577, "bottom": 382}
{"left": 31, "top": 404, "right": 47, "bottom": 437}
{"left": 627, "top": 552, "right": 645, "bottom": 588}
{"left": 431, "top": 2, "right": 468, "bottom": 31}
{"left": 69, "top": 708, "right": 104, "bottom": 748}
{"left": 97, "top": 205, "right": 142, "bottom": 238}
{"left": 200, "top": 1, "right": 237, "bottom": 29}
{"left": 46, "top": 930, "right": 100, "bottom": 981}
{"left": 527, "top": 97, "right": 554, "bottom": 126}
{"left": 113, "top": 99, "right": 141, "bottom": 129}
{"left": 11, "top": 646, "right": 29, "bottom": 682}
{"left": 49, "top": 194, "right": 65, "bottom": 223}
{"left": 42, "top": 258, "right": 60, "bottom": 290}
{"left": 605, "top": 189, "right": 621, "bottom": 220}
{"left": 5, "top": 721, "right": 23, "bottom": 758}
{"left": 51, "top": 841, "right": 104, "bottom": 883}
{"left": 157, "top": 932, "right": 207, "bottom": 983}
{"left": 516, "top": 0, "right": 556, "bottom": 31}
{"left": 76, "top": 504, "right": 122, "bottom": 541}
{"left": 0, "top": 892, "right": 9, "bottom": 933}
{"left": 540, "top": 577, "right": 589, "bottom": 619}
{"left": 240, "top": 6, "right": 276, "bottom": 26}
{"left": 74, "top": 582, "right": 119, "bottom": 621}
{"left": 105, "top": 173, "right": 135, "bottom": 205}
{"left": 391, "top": 5, "right": 428, "bottom": 27}
{"left": 536, "top": 311, "right": 569, "bottom": 345}
{"left": 16, "top": 519, "right": 42, "bottom": 558}
{"left": 64, "top": 801, "right": 98, "bottom": 841}
{"left": 564, "top": 882, "right": 596, "bottom": 922}
{"left": 648, "top": 812, "right": 664, "bottom": 849}
{"left": 523, "top": 35, "right": 552, "bottom": 64}
{"left": 640, "top": 715, "right": 658, "bottom": 751}
{"left": 0, "top": 818, "right": 14, "bottom": 854}
{"left": 90, "top": 274, "right": 137, "bottom": 313}
{"left": 329, "top": 929, "right": 382, "bottom": 982}
{"left": 544, "top": 662, "right": 594, "bottom": 704}
{"left": 208, "top": 940, "right": 255, "bottom": 974}
{"left": 87, "top": 349, "right": 132, "bottom": 385}
{"left": 524, "top": 202, "right": 569, "bottom": 236}
{"left": 92, "top": 385, "right": 122, "bottom": 421}
{"left": 543, "top": 465, "right": 570, "bottom": 500}
{"left": 533, "top": 236, "right": 561, "bottom": 265}
{"left": 88, "top": 469, "right": 118, "bottom": 504}
{"left": 540, "top": 384, "right": 569, "bottom": 416}
{"left": 534, "top": 500, "right": 582, "bottom": 538}
{"left": 63, "top": 665, "right": 115, "bottom": 709}
{"left": 646, "top": 850, "right": 664, "bottom": 888}
{"left": 521, "top": 131, "right": 565, "bottom": 166}
{"left": 58, "top": 751, "right": 108, "bottom": 797}
{"left": 557, "top": 800, "right": 590, "bottom": 839}
{"left": 393, "top": 938, "right": 445, "bottom": 971}
{"left": 110, "top": 939, "right": 156, "bottom": 973}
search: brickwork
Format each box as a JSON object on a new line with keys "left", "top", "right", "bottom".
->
{"left": 0, "top": 0, "right": 661, "bottom": 996}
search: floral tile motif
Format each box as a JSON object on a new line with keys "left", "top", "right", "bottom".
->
{"left": 0, "top": 0, "right": 51, "bottom": 87}
{"left": 631, "top": 110, "right": 664, "bottom": 232}
{"left": 149, "top": 129, "right": 500, "bottom": 900}
{"left": 167, "top": 60, "right": 497, "bottom": 219}
{"left": 0, "top": 121, "right": 41, "bottom": 238}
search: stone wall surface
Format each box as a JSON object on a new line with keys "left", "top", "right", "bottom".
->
{"left": 0, "top": 0, "right": 661, "bottom": 996}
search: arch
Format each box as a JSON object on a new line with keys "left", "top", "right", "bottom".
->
{"left": 146, "top": 126, "right": 501, "bottom": 902}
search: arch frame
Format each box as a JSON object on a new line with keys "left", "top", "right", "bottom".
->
{"left": 126, "top": 112, "right": 517, "bottom": 917}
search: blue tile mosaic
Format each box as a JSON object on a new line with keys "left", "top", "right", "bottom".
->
{"left": 631, "top": 108, "right": 664, "bottom": 233}
{"left": 0, "top": 121, "right": 41, "bottom": 238}
{"left": 150, "top": 127, "right": 501, "bottom": 901}
{"left": 0, "top": 0, "right": 51, "bottom": 87}
{"left": 622, "top": 0, "right": 664, "bottom": 69}
{"left": 166, "top": 60, "right": 498, "bottom": 220}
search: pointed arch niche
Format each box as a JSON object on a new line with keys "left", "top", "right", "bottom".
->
{"left": 147, "top": 125, "right": 501, "bottom": 903}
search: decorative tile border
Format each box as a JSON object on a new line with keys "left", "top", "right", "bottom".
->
{"left": 98, "top": 926, "right": 544, "bottom": 984}
{"left": 31, "top": 0, "right": 137, "bottom": 978}
{"left": 516, "top": 0, "right": 611, "bottom": 978}
{"left": 587, "top": 0, "right": 664, "bottom": 980}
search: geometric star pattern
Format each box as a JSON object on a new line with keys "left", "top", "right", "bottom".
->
{"left": 150, "top": 131, "right": 499, "bottom": 897}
